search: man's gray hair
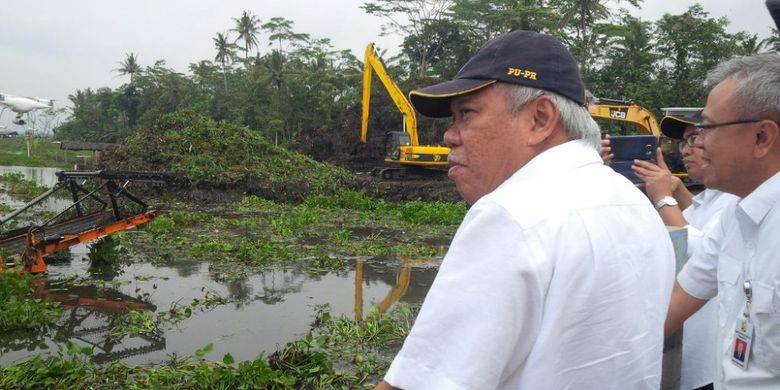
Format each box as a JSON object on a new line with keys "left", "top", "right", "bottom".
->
{"left": 499, "top": 84, "right": 602, "bottom": 150}
{"left": 705, "top": 53, "right": 780, "bottom": 122}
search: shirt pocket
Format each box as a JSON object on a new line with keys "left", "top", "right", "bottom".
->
{"left": 716, "top": 259, "right": 741, "bottom": 328}
{"left": 752, "top": 281, "right": 780, "bottom": 373}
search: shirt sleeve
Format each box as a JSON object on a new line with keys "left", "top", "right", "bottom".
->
{"left": 383, "top": 201, "right": 549, "bottom": 390}
{"left": 677, "top": 213, "right": 724, "bottom": 300}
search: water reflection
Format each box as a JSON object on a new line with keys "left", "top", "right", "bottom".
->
{"left": 53, "top": 307, "right": 166, "bottom": 364}
{"left": 0, "top": 165, "right": 71, "bottom": 211}
{"left": 354, "top": 259, "right": 412, "bottom": 321}
{"left": 0, "top": 164, "right": 442, "bottom": 366}
{"left": 42, "top": 285, "right": 164, "bottom": 364}
{"left": 1, "top": 280, "right": 165, "bottom": 365}
{"left": 0, "top": 256, "right": 440, "bottom": 366}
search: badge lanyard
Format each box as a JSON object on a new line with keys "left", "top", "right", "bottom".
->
{"left": 731, "top": 279, "right": 754, "bottom": 369}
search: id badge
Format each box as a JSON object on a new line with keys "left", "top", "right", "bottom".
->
{"left": 730, "top": 317, "right": 754, "bottom": 369}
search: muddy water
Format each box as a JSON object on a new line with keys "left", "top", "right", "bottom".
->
{"left": 0, "top": 166, "right": 441, "bottom": 366}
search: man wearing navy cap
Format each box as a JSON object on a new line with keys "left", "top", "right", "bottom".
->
{"left": 376, "top": 30, "right": 675, "bottom": 390}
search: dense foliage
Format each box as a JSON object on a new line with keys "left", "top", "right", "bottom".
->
{"left": 100, "top": 110, "right": 360, "bottom": 201}
{"left": 54, "top": 4, "right": 779, "bottom": 146}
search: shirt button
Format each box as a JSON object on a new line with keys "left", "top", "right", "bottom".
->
{"left": 746, "top": 241, "right": 755, "bottom": 251}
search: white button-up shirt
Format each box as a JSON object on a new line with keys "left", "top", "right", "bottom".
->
{"left": 678, "top": 172, "right": 780, "bottom": 389}
{"left": 680, "top": 189, "right": 739, "bottom": 390}
{"left": 384, "top": 140, "right": 675, "bottom": 389}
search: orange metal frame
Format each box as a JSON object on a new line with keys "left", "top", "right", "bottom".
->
{"left": 0, "top": 210, "right": 159, "bottom": 274}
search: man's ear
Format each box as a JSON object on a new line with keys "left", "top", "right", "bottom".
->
{"left": 526, "top": 96, "right": 561, "bottom": 146}
{"left": 753, "top": 119, "right": 780, "bottom": 158}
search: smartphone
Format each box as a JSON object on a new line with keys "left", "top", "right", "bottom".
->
{"left": 608, "top": 135, "right": 658, "bottom": 184}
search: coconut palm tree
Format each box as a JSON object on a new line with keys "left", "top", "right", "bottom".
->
{"left": 114, "top": 53, "right": 142, "bottom": 84}
{"left": 213, "top": 31, "right": 237, "bottom": 90}
{"left": 232, "top": 10, "right": 261, "bottom": 60}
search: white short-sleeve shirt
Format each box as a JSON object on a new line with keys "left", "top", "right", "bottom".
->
{"left": 384, "top": 140, "right": 676, "bottom": 389}
{"left": 678, "top": 172, "right": 780, "bottom": 389}
{"left": 679, "top": 189, "right": 739, "bottom": 390}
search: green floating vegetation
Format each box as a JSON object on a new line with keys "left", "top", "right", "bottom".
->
{"left": 102, "top": 110, "right": 361, "bottom": 202}
{"left": 0, "top": 172, "right": 51, "bottom": 202}
{"left": 128, "top": 191, "right": 464, "bottom": 281}
{"left": 0, "top": 304, "right": 415, "bottom": 389}
{"left": 0, "top": 272, "right": 63, "bottom": 332}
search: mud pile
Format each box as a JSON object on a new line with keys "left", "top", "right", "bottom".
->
{"left": 289, "top": 91, "right": 451, "bottom": 172}
{"left": 289, "top": 91, "right": 461, "bottom": 202}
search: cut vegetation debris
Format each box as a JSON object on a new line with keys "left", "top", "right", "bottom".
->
{"left": 99, "top": 111, "right": 361, "bottom": 202}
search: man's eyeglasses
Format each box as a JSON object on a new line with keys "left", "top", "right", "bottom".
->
{"left": 678, "top": 134, "right": 700, "bottom": 152}
{"left": 694, "top": 119, "right": 762, "bottom": 134}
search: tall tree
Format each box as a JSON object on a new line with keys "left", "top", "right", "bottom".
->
{"left": 262, "top": 17, "right": 310, "bottom": 54}
{"left": 451, "top": 0, "right": 559, "bottom": 38}
{"left": 114, "top": 52, "right": 142, "bottom": 84}
{"left": 213, "top": 31, "right": 237, "bottom": 91}
{"left": 653, "top": 4, "right": 743, "bottom": 106}
{"left": 551, "top": 0, "right": 640, "bottom": 74}
{"left": 587, "top": 13, "right": 659, "bottom": 102}
{"left": 232, "top": 10, "right": 261, "bottom": 60}
{"left": 362, "top": 0, "right": 455, "bottom": 77}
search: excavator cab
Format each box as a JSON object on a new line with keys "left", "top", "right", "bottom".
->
{"left": 385, "top": 131, "right": 411, "bottom": 161}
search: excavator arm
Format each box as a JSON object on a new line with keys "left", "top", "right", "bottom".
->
{"left": 359, "top": 43, "right": 449, "bottom": 178}
{"left": 361, "top": 43, "right": 419, "bottom": 146}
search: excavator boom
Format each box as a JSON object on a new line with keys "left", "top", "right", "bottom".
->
{"left": 360, "top": 43, "right": 449, "bottom": 177}
{"left": 361, "top": 43, "right": 419, "bottom": 145}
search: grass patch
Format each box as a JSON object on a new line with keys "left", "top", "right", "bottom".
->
{"left": 0, "top": 137, "right": 85, "bottom": 168}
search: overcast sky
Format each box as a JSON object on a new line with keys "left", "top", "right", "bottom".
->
{"left": 0, "top": 0, "right": 775, "bottom": 128}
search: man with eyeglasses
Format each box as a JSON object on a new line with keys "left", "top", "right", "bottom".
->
{"left": 664, "top": 53, "right": 780, "bottom": 388}
{"left": 630, "top": 111, "right": 738, "bottom": 390}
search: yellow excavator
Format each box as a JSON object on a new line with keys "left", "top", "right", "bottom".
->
{"left": 587, "top": 97, "right": 661, "bottom": 137}
{"left": 361, "top": 43, "right": 449, "bottom": 179}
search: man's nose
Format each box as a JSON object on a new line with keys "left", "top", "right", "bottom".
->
{"left": 443, "top": 126, "right": 460, "bottom": 148}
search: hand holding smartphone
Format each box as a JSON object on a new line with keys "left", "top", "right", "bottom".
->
{"left": 607, "top": 135, "right": 658, "bottom": 184}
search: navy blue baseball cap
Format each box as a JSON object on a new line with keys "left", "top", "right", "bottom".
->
{"left": 660, "top": 110, "right": 702, "bottom": 139}
{"left": 409, "top": 30, "right": 586, "bottom": 118}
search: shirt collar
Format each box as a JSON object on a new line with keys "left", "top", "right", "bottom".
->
{"left": 737, "top": 171, "right": 780, "bottom": 225}
{"left": 511, "top": 139, "right": 601, "bottom": 181}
